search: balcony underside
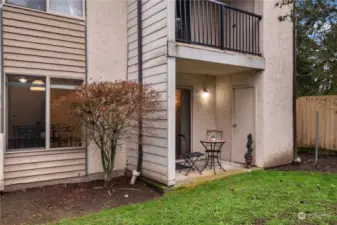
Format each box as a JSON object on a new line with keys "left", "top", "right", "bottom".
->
{"left": 170, "top": 43, "right": 265, "bottom": 73}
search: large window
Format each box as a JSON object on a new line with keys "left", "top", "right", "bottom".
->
{"left": 7, "top": 75, "right": 83, "bottom": 151}
{"left": 7, "top": 76, "right": 46, "bottom": 149}
{"left": 6, "top": 0, "right": 84, "bottom": 18}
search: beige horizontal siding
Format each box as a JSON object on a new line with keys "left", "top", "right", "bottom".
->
{"left": 128, "top": 142, "right": 167, "bottom": 157}
{"left": 4, "top": 46, "right": 85, "bottom": 61}
{"left": 4, "top": 149, "right": 86, "bottom": 186}
{"left": 143, "top": 119, "right": 168, "bottom": 129}
{"left": 128, "top": 9, "right": 166, "bottom": 37}
{"left": 128, "top": 56, "right": 167, "bottom": 73}
{"left": 3, "top": 5, "right": 86, "bottom": 78}
{"left": 4, "top": 26, "right": 85, "bottom": 43}
{"left": 128, "top": 150, "right": 167, "bottom": 166}
{"left": 4, "top": 60, "right": 85, "bottom": 73}
{"left": 127, "top": 0, "right": 169, "bottom": 185}
{"left": 5, "top": 164, "right": 85, "bottom": 179}
{"left": 143, "top": 73, "right": 167, "bottom": 84}
{"left": 128, "top": 45, "right": 167, "bottom": 66}
{"left": 5, "top": 159, "right": 85, "bottom": 172}
{"left": 4, "top": 19, "right": 84, "bottom": 37}
{"left": 4, "top": 53, "right": 85, "bottom": 67}
{"left": 5, "top": 171, "right": 86, "bottom": 186}
{"left": 4, "top": 33, "right": 85, "bottom": 49}
{"left": 4, "top": 39, "right": 85, "bottom": 55}
{"left": 5, "top": 150, "right": 85, "bottom": 165}
{"left": 148, "top": 82, "right": 167, "bottom": 92}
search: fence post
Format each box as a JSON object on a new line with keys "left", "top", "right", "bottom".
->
{"left": 315, "top": 111, "right": 319, "bottom": 166}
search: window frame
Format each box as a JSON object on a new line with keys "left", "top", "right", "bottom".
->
{"left": 5, "top": 0, "right": 86, "bottom": 20}
{"left": 5, "top": 74, "right": 85, "bottom": 152}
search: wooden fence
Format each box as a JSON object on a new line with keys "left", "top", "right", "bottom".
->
{"left": 297, "top": 96, "right": 337, "bottom": 151}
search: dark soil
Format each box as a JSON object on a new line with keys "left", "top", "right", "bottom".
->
{"left": 272, "top": 152, "right": 337, "bottom": 173}
{"left": 0, "top": 176, "right": 161, "bottom": 225}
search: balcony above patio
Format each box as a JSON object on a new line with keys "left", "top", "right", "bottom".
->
{"left": 176, "top": 0, "right": 262, "bottom": 56}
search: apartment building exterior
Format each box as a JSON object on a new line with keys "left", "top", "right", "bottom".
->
{"left": 0, "top": 0, "right": 293, "bottom": 191}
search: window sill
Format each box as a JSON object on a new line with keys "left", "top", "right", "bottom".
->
{"left": 5, "top": 147, "right": 85, "bottom": 155}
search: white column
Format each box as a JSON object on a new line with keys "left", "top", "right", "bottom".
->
{"left": 0, "top": 133, "right": 4, "bottom": 190}
{"left": 166, "top": 0, "right": 176, "bottom": 186}
{"left": 167, "top": 57, "right": 176, "bottom": 186}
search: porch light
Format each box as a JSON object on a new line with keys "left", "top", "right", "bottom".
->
{"left": 30, "top": 80, "right": 45, "bottom": 91}
{"left": 202, "top": 88, "right": 209, "bottom": 98}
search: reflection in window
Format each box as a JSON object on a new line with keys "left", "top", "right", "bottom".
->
{"left": 7, "top": 75, "right": 46, "bottom": 150}
{"left": 49, "top": 0, "right": 83, "bottom": 17}
{"left": 7, "top": 0, "right": 46, "bottom": 11}
{"left": 50, "top": 78, "right": 83, "bottom": 148}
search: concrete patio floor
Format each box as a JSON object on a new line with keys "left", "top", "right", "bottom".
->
{"left": 175, "top": 160, "right": 257, "bottom": 187}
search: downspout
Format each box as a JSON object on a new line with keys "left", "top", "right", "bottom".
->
{"left": 131, "top": 0, "right": 143, "bottom": 184}
{"left": 84, "top": 0, "right": 88, "bottom": 176}
{"left": 0, "top": 2, "right": 4, "bottom": 191}
{"left": 292, "top": 0, "right": 297, "bottom": 161}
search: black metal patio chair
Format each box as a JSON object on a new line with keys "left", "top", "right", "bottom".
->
{"left": 176, "top": 134, "right": 204, "bottom": 176}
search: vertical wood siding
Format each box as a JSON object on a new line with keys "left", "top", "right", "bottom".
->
{"left": 297, "top": 96, "right": 337, "bottom": 152}
{"left": 2, "top": 5, "right": 86, "bottom": 78}
{"left": 126, "top": 0, "right": 169, "bottom": 185}
{"left": 4, "top": 149, "right": 86, "bottom": 186}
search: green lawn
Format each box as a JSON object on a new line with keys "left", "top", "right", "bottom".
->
{"left": 55, "top": 171, "right": 337, "bottom": 225}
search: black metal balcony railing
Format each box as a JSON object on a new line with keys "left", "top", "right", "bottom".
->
{"left": 176, "top": 0, "right": 262, "bottom": 56}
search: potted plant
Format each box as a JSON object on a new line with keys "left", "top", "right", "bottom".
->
{"left": 244, "top": 133, "right": 254, "bottom": 168}
{"left": 211, "top": 134, "right": 216, "bottom": 142}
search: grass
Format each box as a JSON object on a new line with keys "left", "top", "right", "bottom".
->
{"left": 55, "top": 171, "right": 337, "bottom": 225}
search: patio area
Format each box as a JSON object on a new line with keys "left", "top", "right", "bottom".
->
{"left": 175, "top": 160, "right": 254, "bottom": 187}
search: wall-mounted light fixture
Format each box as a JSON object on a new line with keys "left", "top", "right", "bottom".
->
{"left": 202, "top": 88, "right": 209, "bottom": 98}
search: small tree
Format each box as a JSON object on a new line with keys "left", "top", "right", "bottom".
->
{"left": 54, "top": 81, "right": 158, "bottom": 184}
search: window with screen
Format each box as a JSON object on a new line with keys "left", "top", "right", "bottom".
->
{"left": 7, "top": 0, "right": 46, "bottom": 11}
{"left": 49, "top": 0, "right": 83, "bottom": 17}
{"left": 6, "top": 0, "right": 84, "bottom": 18}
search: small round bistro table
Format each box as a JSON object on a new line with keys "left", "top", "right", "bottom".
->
{"left": 200, "top": 140, "right": 226, "bottom": 175}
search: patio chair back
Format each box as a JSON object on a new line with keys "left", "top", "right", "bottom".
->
{"left": 177, "top": 133, "right": 188, "bottom": 155}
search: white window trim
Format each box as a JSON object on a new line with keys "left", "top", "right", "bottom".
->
{"left": 45, "top": 76, "right": 51, "bottom": 150}
{"left": 5, "top": 73, "right": 85, "bottom": 152}
{"left": 5, "top": 0, "right": 86, "bottom": 20}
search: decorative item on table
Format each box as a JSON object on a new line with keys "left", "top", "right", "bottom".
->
{"left": 211, "top": 134, "right": 216, "bottom": 142}
{"left": 244, "top": 133, "right": 254, "bottom": 168}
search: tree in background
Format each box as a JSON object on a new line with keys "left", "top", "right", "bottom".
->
{"left": 276, "top": 0, "right": 337, "bottom": 96}
{"left": 54, "top": 81, "right": 158, "bottom": 185}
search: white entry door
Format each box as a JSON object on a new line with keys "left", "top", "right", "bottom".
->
{"left": 232, "top": 87, "right": 255, "bottom": 164}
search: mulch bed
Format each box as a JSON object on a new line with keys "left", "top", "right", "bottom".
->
{"left": 0, "top": 176, "right": 161, "bottom": 225}
{"left": 271, "top": 152, "right": 337, "bottom": 173}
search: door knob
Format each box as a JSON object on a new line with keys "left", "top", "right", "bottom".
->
{"left": 233, "top": 124, "right": 237, "bottom": 128}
